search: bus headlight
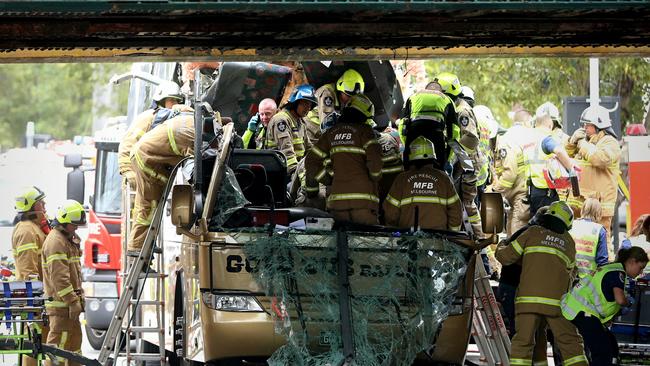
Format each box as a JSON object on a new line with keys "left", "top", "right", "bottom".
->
{"left": 202, "top": 293, "right": 264, "bottom": 312}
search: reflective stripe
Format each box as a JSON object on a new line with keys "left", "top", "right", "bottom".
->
{"left": 70, "top": 255, "right": 81, "bottom": 263}
{"left": 167, "top": 124, "right": 181, "bottom": 155}
{"left": 328, "top": 193, "right": 379, "bottom": 203}
{"left": 315, "top": 168, "right": 328, "bottom": 181}
{"left": 44, "top": 253, "right": 68, "bottom": 265}
{"left": 331, "top": 146, "right": 366, "bottom": 155}
{"left": 561, "top": 263, "right": 625, "bottom": 323}
{"left": 382, "top": 153, "right": 402, "bottom": 163}
{"left": 511, "top": 240, "right": 523, "bottom": 255}
{"left": 533, "top": 361, "right": 549, "bottom": 366}
{"left": 385, "top": 194, "right": 400, "bottom": 208}
{"left": 381, "top": 166, "right": 404, "bottom": 174}
{"left": 46, "top": 300, "right": 69, "bottom": 308}
{"left": 515, "top": 296, "right": 561, "bottom": 307}
{"left": 370, "top": 171, "right": 382, "bottom": 178}
{"left": 564, "top": 354, "right": 588, "bottom": 366}
{"left": 57, "top": 285, "right": 74, "bottom": 297}
{"left": 450, "top": 225, "right": 461, "bottom": 231}
{"left": 510, "top": 358, "right": 532, "bottom": 365}
{"left": 311, "top": 146, "right": 328, "bottom": 158}
{"left": 468, "top": 213, "right": 481, "bottom": 223}
{"left": 14, "top": 242, "right": 39, "bottom": 255}
{"left": 303, "top": 186, "right": 320, "bottom": 193}
{"left": 388, "top": 194, "right": 459, "bottom": 207}
{"left": 133, "top": 151, "right": 169, "bottom": 184}
{"left": 59, "top": 331, "right": 69, "bottom": 363}
{"left": 363, "top": 139, "right": 377, "bottom": 149}
{"left": 286, "top": 156, "right": 298, "bottom": 168}
{"left": 523, "top": 246, "right": 574, "bottom": 269}
{"left": 499, "top": 179, "right": 514, "bottom": 188}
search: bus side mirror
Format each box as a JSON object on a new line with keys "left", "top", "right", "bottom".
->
{"left": 65, "top": 153, "right": 85, "bottom": 204}
{"left": 171, "top": 184, "right": 194, "bottom": 229}
{"left": 480, "top": 192, "right": 504, "bottom": 235}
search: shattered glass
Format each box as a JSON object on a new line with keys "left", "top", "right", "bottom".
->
{"left": 242, "top": 230, "right": 469, "bottom": 366}
{"left": 208, "top": 166, "right": 250, "bottom": 227}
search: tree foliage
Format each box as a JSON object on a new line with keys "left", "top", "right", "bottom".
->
{"left": 424, "top": 57, "right": 650, "bottom": 129}
{"left": 0, "top": 63, "right": 130, "bottom": 149}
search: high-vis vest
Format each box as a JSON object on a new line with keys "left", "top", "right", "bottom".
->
{"left": 407, "top": 91, "right": 453, "bottom": 124}
{"left": 561, "top": 262, "right": 627, "bottom": 323}
{"left": 526, "top": 130, "right": 553, "bottom": 189}
{"left": 570, "top": 219, "right": 602, "bottom": 278}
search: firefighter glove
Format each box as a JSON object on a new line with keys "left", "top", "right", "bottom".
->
{"left": 569, "top": 128, "right": 587, "bottom": 145}
{"left": 247, "top": 113, "right": 260, "bottom": 132}
{"left": 69, "top": 300, "right": 83, "bottom": 319}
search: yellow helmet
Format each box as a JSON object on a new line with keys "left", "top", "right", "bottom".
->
{"left": 433, "top": 72, "right": 462, "bottom": 97}
{"left": 336, "top": 69, "right": 365, "bottom": 95}
{"left": 409, "top": 136, "right": 437, "bottom": 162}
{"left": 545, "top": 201, "right": 574, "bottom": 229}
{"left": 15, "top": 186, "right": 45, "bottom": 213}
{"left": 55, "top": 200, "right": 87, "bottom": 226}
{"left": 345, "top": 94, "right": 375, "bottom": 119}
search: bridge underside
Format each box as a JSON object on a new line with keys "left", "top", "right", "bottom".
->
{"left": 0, "top": 1, "right": 649, "bottom": 61}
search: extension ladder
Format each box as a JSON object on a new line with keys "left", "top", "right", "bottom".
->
{"left": 471, "top": 257, "right": 511, "bottom": 366}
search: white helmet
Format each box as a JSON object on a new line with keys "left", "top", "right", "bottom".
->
{"left": 536, "top": 102, "right": 560, "bottom": 121}
{"left": 474, "top": 105, "right": 499, "bottom": 139}
{"left": 580, "top": 105, "right": 611, "bottom": 129}
{"left": 152, "top": 81, "right": 183, "bottom": 103}
{"left": 460, "top": 86, "right": 475, "bottom": 101}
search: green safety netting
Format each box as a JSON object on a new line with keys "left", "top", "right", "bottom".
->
{"left": 240, "top": 230, "right": 469, "bottom": 366}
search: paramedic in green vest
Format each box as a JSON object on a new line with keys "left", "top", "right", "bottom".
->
{"left": 561, "top": 246, "right": 648, "bottom": 366}
{"left": 569, "top": 197, "right": 609, "bottom": 279}
{"left": 242, "top": 98, "right": 278, "bottom": 149}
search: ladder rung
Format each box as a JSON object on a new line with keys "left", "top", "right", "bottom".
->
{"left": 122, "top": 326, "right": 162, "bottom": 333}
{"left": 130, "top": 299, "right": 164, "bottom": 305}
{"left": 119, "top": 352, "right": 165, "bottom": 361}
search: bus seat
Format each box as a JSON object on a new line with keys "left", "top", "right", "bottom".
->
{"left": 229, "top": 149, "right": 288, "bottom": 208}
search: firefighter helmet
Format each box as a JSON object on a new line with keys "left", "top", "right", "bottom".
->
{"left": 152, "top": 81, "right": 183, "bottom": 103}
{"left": 15, "top": 186, "right": 45, "bottom": 213}
{"left": 55, "top": 200, "right": 87, "bottom": 226}
{"left": 409, "top": 136, "right": 437, "bottom": 162}
{"left": 536, "top": 102, "right": 561, "bottom": 124}
{"left": 288, "top": 84, "right": 317, "bottom": 105}
{"left": 336, "top": 69, "right": 365, "bottom": 95}
{"left": 460, "top": 86, "right": 475, "bottom": 101}
{"left": 580, "top": 105, "right": 612, "bottom": 129}
{"left": 344, "top": 94, "right": 375, "bottom": 118}
{"left": 545, "top": 201, "right": 574, "bottom": 230}
{"left": 433, "top": 72, "right": 462, "bottom": 97}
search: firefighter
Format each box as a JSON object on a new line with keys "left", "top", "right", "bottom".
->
{"left": 264, "top": 84, "right": 316, "bottom": 174}
{"left": 305, "top": 94, "right": 383, "bottom": 225}
{"left": 569, "top": 197, "right": 609, "bottom": 279}
{"left": 42, "top": 200, "right": 86, "bottom": 366}
{"left": 400, "top": 83, "right": 457, "bottom": 170}
{"left": 383, "top": 136, "right": 462, "bottom": 231}
{"left": 377, "top": 131, "right": 404, "bottom": 205}
{"left": 527, "top": 110, "right": 577, "bottom": 216}
{"left": 128, "top": 109, "right": 220, "bottom": 256}
{"left": 118, "top": 80, "right": 187, "bottom": 190}
{"left": 496, "top": 201, "right": 588, "bottom": 366}
{"left": 433, "top": 72, "right": 485, "bottom": 238}
{"left": 536, "top": 101, "right": 569, "bottom": 145}
{"left": 242, "top": 98, "right": 278, "bottom": 149}
{"left": 562, "top": 246, "right": 648, "bottom": 365}
{"left": 566, "top": 105, "right": 621, "bottom": 248}
{"left": 307, "top": 69, "right": 365, "bottom": 145}
{"left": 12, "top": 186, "right": 50, "bottom": 366}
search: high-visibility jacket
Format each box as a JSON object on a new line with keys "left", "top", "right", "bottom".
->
{"left": 42, "top": 226, "right": 83, "bottom": 316}
{"left": 526, "top": 127, "right": 555, "bottom": 189}
{"left": 566, "top": 131, "right": 621, "bottom": 217}
{"left": 383, "top": 165, "right": 462, "bottom": 231}
{"left": 305, "top": 121, "right": 383, "bottom": 211}
{"left": 265, "top": 108, "right": 310, "bottom": 173}
{"left": 561, "top": 262, "right": 626, "bottom": 323}
{"left": 569, "top": 219, "right": 604, "bottom": 278}
{"left": 496, "top": 225, "right": 576, "bottom": 315}
{"left": 11, "top": 216, "right": 47, "bottom": 280}
{"left": 242, "top": 124, "right": 268, "bottom": 150}
{"left": 132, "top": 113, "right": 195, "bottom": 185}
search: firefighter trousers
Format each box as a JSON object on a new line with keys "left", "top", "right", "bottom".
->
{"left": 45, "top": 315, "right": 82, "bottom": 366}
{"left": 331, "top": 208, "right": 378, "bottom": 226}
{"left": 529, "top": 187, "right": 559, "bottom": 217}
{"left": 510, "top": 312, "right": 587, "bottom": 366}
{"left": 128, "top": 164, "right": 166, "bottom": 251}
